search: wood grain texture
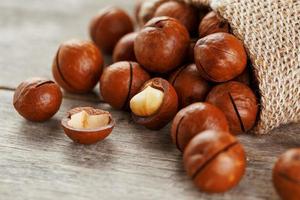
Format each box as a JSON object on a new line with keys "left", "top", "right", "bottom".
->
{"left": 1, "top": 0, "right": 300, "bottom": 200}
{"left": 2, "top": 89, "right": 300, "bottom": 200}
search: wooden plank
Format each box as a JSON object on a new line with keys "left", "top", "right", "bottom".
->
{"left": 2, "top": 89, "right": 300, "bottom": 200}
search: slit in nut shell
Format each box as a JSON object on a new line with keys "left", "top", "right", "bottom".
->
{"left": 171, "top": 102, "right": 229, "bottom": 152}
{"left": 62, "top": 107, "right": 115, "bottom": 145}
{"left": 13, "top": 77, "right": 62, "bottom": 122}
{"left": 183, "top": 130, "right": 246, "bottom": 193}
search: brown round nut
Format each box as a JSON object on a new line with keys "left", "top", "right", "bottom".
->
{"left": 52, "top": 39, "right": 103, "bottom": 93}
{"left": 134, "top": 16, "right": 190, "bottom": 73}
{"left": 89, "top": 7, "right": 134, "bottom": 54}
{"left": 206, "top": 81, "right": 258, "bottom": 134}
{"left": 273, "top": 148, "right": 300, "bottom": 200}
{"left": 169, "top": 64, "right": 211, "bottom": 108}
{"left": 62, "top": 107, "right": 114, "bottom": 145}
{"left": 154, "top": 1, "right": 199, "bottom": 35}
{"left": 113, "top": 32, "right": 138, "bottom": 62}
{"left": 130, "top": 77, "right": 178, "bottom": 130}
{"left": 198, "top": 11, "right": 229, "bottom": 38}
{"left": 184, "top": 130, "right": 246, "bottom": 193}
{"left": 171, "top": 102, "right": 229, "bottom": 151}
{"left": 194, "top": 33, "right": 247, "bottom": 82}
{"left": 100, "top": 61, "right": 151, "bottom": 110}
{"left": 13, "top": 77, "right": 62, "bottom": 122}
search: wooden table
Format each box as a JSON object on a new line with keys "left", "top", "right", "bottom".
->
{"left": 1, "top": 0, "right": 299, "bottom": 199}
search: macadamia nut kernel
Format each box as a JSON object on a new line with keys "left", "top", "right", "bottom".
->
{"left": 67, "top": 111, "right": 110, "bottom": 129}
{"left": 130, "top": 86, "right": 164, "bottom": 117}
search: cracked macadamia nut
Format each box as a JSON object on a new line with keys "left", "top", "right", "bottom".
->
{"left": 154, "top": 1, "right": 199, "bottom": 35}
{"left": 184, "top": 130, "right": 246, "bottom": 193}
{"left": 171, "top": 102, "right": 229, "bottom": 151}
{"left": 169, "top": 63, "right": 211, "bottom": 108}
{"left": 62, "top": 107, "right": 114, "bottom": 144}
{"left": 198, "top": 11, "right": 229, "bottom": 38}
{"left": 89, "top": 7, "right": 134, "bottom": 54}
{"left": 273, "top": 148, "right": 300, "bottom": 200}
{"left": 206, "top": 81, "right": 258, "bottom": 134}
{"left": 52, "top": 39, "right": 103, "bottom": 93}
{"left": 194, "top": 33, "right": 247, "bottom": 82}
{"left": 100, "top": 61, "right": 151, "bottom": 110}
{"left": 113, "top": 32, "right": 138, "bottom": 62}
{"left": 134, "top": 16, "right": 190, "bottom": 73}
{"left": 13, "top": 78, "right": 62, "bottom": 122}
{"left": 130, "top": 77, "right": 178, "bottom": 130}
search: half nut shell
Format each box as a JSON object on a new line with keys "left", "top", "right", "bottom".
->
{"left": 61, "top": 107, "right": 115, "bottom": 144}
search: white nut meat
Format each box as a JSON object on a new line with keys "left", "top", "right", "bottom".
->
{"left": 68, "top": 111, "right": 110, "bottom": 129}
{"left": 130, "top": 86, "right": 164, "bottom": 117}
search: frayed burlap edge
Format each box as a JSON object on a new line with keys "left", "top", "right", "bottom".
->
{"left": 140, "top": 0, "right": 300, "bottom": 134}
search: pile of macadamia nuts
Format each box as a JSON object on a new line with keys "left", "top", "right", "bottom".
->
{"left": 12, "top": 0, "right": 300, "bottom": 198}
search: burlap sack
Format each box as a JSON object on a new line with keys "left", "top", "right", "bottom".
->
{"left": 139, "top": 0, "right": 300, "bottom": 134}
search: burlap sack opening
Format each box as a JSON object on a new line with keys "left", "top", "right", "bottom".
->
{"left": 140, "top": 0, "right": 300, "bottom": 134}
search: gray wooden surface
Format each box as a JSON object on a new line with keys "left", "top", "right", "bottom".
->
{"left": 1, "top": 0, "right": 300, "bottom": 199}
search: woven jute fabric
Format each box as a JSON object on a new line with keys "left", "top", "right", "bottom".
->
{"left": 141, "top": 0, "right": 300, "bottom": 134}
